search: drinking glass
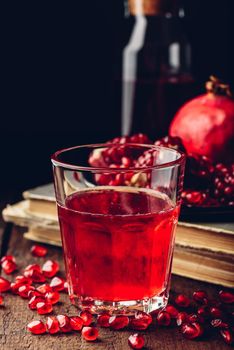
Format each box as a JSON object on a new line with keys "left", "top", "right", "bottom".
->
{"left": 51, "top": 143, "right": 185, "bottom": 314}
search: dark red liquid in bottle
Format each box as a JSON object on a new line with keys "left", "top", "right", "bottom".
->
{"left": 58, "top": 188, "right": 179, "bottom": 302}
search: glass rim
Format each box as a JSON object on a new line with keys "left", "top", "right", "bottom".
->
{"left": 51, "top": 143, "right": 186, "bottom": 172}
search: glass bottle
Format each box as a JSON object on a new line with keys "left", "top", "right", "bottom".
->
{"left": 115, "top": 0, "right": 196, "bottom": 140}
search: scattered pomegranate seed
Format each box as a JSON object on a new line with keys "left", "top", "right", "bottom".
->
{"left": 211, "top": 319, "right": 229, "bottom": 329}
{"left": 157, "top": 311, "right": 171, "bottom": 326}
{"left": 128, "top": 333, "right": 145, "bottom": 349}
{"left": 193, "top": 290, "right": 208, "bottom": 304}
{"left": 109, "top": 315, "right": 129, "bottom": 330}
{"left": 24, "top": 267, "right": 46, "bottom": 283}
{"left": 31, "top": 245, "right": 47, "bottom": 257}
{"left": 70, "top": 316, "right": 84, "bottom": 331}
{"left": 181, "top": 322, "right": 204, "bottom": 339}
{"left": 18, "top": 285, "right": 35, "bottom": 299}
{"left": 81, "top": 326, "right": 98, "bottom": 341}
{"left": 37, "top": 284, "right": 52, "bottom": 294}
{"left": 57, "top": 314, "right": 72, "bottom": 333}
{"left": 46, "top": 316, "right": 60, "bottom": 334}
{"left": 1, "top": 259, "right": 17, "bottom": 274}
{"left": 27, "top": 320, "right": 46, "bottom": 335}
{"left": 50, "top": 276, "right": 65, "bottom": 292}
{"left": 42, "top": 260, "right": 59, "bottom": 278}
{"left": 45, "top": 291, "right": 60, "bottom": 305}
{"left": 15, "top": 275, "right": 32, "bottom": 285}
{"left": 0, "top": 295, "right": 4, "bottom": 306}
{"left": 1, "top": 255, "right": 16, "bottom": 264}
{"left": 130, "top": 312, "right": 152, "bottom": 330}
{"left": 176, "top": 312, "right": 188, "bottom": 326}
{"left": 28, "top": 295, "right": 46, "bottom": 310}
{"left": 79, "top": 310, "right": 93, "bottom": 326}
{"left": 28, "top": 290, "right": 44, "bottom": 299}
{"left": 36, "top": 301, "right": 53, "bottom": 315}
{"left": 10, "top": 282, "right": 21, "bottom": 295}
{"left": 175, "top": 294, "right": 190, "bottom": 308}
{"left": 220, "top": 329, "right": 234, "bottom": 345}
{"left": 0, "top": 277, "right": 11, "bottom": 293}
{"left": 97, "top": 313, "right": 111, "bottom": 328}
{"left": 165, "top": 305, "right": 179, "bottom": 318}
{"left": 24, "top": 264, "right": 41, "bottom": 273}
{"left": 219, "top": 290, "right": 234, "bottom": 304}
{"left": 209, "top": 307, "right": 223, "bottom": 319}
{"left": 63, "top": 281, "right": 69, "bottom": 293}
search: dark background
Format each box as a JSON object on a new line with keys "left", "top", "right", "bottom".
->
{"left": 1, "top": 1, "right": 232, "bottom": 196}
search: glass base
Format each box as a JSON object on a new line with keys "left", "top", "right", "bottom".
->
{"left": 70, "top": 294, "right": 169, "bottom": 315}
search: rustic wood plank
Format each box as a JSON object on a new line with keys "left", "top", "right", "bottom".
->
{"left": 0, "top": 226, "right": 231, "bottom": 350}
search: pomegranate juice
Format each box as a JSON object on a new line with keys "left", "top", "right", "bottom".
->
{"left": 58, "top": 187, "right": 179, "bottom": 302}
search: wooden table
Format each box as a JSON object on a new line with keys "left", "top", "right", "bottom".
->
{"left": 0, "top": 220, "right": 232, "bottom": 349}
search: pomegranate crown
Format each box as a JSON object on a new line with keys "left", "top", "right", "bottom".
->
{"left": 206, "top": 76, "right": 232, "bottom": 97}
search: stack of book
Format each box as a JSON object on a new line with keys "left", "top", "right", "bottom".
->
{"left": 2, "top": 183, "right": 234, "bottom": 288}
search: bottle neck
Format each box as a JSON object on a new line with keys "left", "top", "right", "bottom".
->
{"left": 127, "top": 0, "right": 181, "bottom": 17}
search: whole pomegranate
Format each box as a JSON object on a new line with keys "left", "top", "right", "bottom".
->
{"left": 169, "top": 76, "right": 234, "bottom": 163}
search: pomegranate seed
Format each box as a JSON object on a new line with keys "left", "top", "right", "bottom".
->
{"left": 1, "top": 259, "right": 17, "bottom": 274}
{"left": 220, "top": 329, "right": 234, "bottom": 345}
{"left": 1, "top": 255, "right": 16, "bottom": 264}
{"left": 24, "top": 269, "right": 46, "bottom": 283}
{"left": 188, "top": 314, "right": 205, "bottom": 324}
{"left": 219, "top": 290, "right": 234, "bottom": 304}
{"left": 31, "top": 245, "right": 47, "bottom": 257}
{"left": 37, "top": 284, "right": 52, "bottom": 294}
{"left": 80, "top": 310, "right": 93, "bottom": 326}
{"left": 130, "top": 312, "right": 152, "bottom": 330}
{"left": 165, "top": 305, "right": 179, "bottom": 318}
{"left": 28, "top": 295, "right": 46, "bottom": 310}
{"left": 15, "top": 275, "right": 32, "bottom": 285}
{"left": 157, "top": 311, "right": 171, "bottom": 326}
{"left": 50, "top": 276, "right": 65, "bottom": 292}
{"left": 109, "top": 315, "right": 129, "bottom": 330}
{"left": 0, "top": 277, "right": 11, "bottom": 292}
{"left": 27, "top": 320, "right": 46, "bottom": 335}
{"left": 18, "top": 285, "right": 35, "bottom": 299}
{"left": 46, "top": 316, "right": 60, "bottom": 334}
{"left": 70, "top": 316, "right": 84, "bottom": 331}
{"left": 81, "top": 326, "right": 98, "bottom": 341}
{"left": 45, "top": 291, "right": 60, "bottom": 305}
{"left": 10, "top": 282, "right": 21, "bottom": 295}
{"left": 36, "top": 301, "right": 53, "bottom": 315}
{"left": 210, "top": 307, "right": 223, "bottom": 319}
{"left": 181, "top": 322, "right": 204, "bottom": 339}
{"left": 24, "top": 264, "right": 41, "bottom": 273}
{"left": 193, "top": 290, "right": 208, "bottom": 304}
{"left": 57, "top": 315, "right": 72, "bottom": 333}
{"left": 197, "top": 306, "right": 210, "bottom": 318}
{"left": 128, "top": 333, "right": 145, "bottom": 349}
{"left": 28, "top": 290, "right": 44, "bottom": 299}
{"left": 0, "top": 295, "right": 4, "bottom": 306}
{"left": 97, "top": 313, "right": 110, "bottom": 328}
{"left": 211, "top": 319, "right": 229, "bottom": 329}
{"left": 176, "top": 312, "right": 188, "bottom": 326}
{"left": 175, "top": 294, "right": 190, "bottom": 308}
{"left": 42, "top": 260, "right": 59, "bottom": 278}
